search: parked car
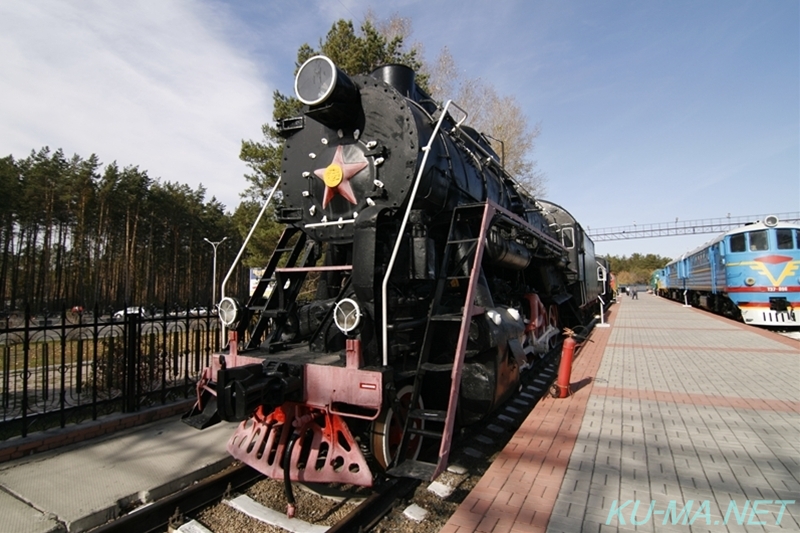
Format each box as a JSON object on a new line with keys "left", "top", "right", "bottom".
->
{"left": 112, "top": 307, "right": 151, "bottom": 319}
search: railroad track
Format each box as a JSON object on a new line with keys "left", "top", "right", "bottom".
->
{"left": 89, "top": 462, "right": 262, "bottom": 533}
{"left": 86, "top": 461, "right": 419, "bottom": 533}
{"left": 88, "top": 340, "right": 566, "bottom": 533}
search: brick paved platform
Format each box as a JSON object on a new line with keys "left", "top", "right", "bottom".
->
{"left": 442, "top": 294, "right": 799, "bottom": 533}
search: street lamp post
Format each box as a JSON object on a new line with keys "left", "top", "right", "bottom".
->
{"left": 204, "top": 237, "right": 227, "bottom": 307}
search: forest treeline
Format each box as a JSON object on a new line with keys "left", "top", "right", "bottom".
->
{"left": 607, "top": 253, "right": 671, "bottom": 286}
{"left": 0, "top": 146, "right": 671, "bottom": 313}
{"left": 0, "top": 147, "right": 255, "bottom": 314}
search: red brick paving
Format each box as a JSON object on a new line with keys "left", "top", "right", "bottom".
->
{"left": 441, "top": 296, "right": 799, "bottom": 533}
{"left": 440, "top": 306, "right": 617, "bottom": 533}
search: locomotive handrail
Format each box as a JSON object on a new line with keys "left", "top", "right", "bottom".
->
{"left": 304, "top": 218, "right": 356, "bottom": 229}
{"left": 381, "top": 100, "right": 457, "bottom": 367}
{"left": 275, "top": 265, "right": 352, "bottom": 273}
{"left": 219, "top": 177, "right": 282, "bottom": 334}
{"left": 447, "top": 100, "right": 469, "bottom": 128}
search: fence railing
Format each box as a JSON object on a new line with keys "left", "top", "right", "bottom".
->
{"left": 0, "top": 306, "right": 220, "bottom": 441}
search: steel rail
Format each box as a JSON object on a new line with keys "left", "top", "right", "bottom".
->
{"left": 89, "top": 463, "right": 262, "bottom": 533}
{"left": 326, "top": 477, "right": 421, "bottom": 533}
{"left": 90, "top": 463, "right": 417, "bottom": 533}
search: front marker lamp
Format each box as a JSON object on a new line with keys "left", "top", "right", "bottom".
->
{"left": 295, "top": 55, "right": 359, "bottom": 107}
{"left": 334, "top": 298, "right": 362, "bottom": 334}
{"left": 218, "top": 297, "right": 242, "bottom": 328}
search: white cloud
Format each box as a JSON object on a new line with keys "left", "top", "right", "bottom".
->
{"left": 0, "top": 0, "right": 272, "bottom": 211}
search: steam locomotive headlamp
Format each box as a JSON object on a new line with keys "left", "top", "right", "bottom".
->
{"left": 334, "top": 298, "right": 362, "bottom": 334}
{"left": 295, "top": 55, "right": 358, "bottom": 107}
{"left": 218, "top": 297, "right": 242, "bottom": 328}
{"left": 764, "top": 215, "right": 779, "bottom": 227}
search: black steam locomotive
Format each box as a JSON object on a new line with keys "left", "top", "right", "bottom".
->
{"left": 184, "top": 56, "right": 608, "bottom": 489}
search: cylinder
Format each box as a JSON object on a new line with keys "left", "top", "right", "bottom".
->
{"left": 485, "top": 226, "right": 532, "bottom": 270}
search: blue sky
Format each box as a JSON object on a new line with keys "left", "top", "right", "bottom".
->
{"left": 1, "top": 0, "right": 797, "bottom": 259}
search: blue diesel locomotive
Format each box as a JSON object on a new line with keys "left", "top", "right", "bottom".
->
{"left": 656, "top": 215, "right": 800, "bottom": 327}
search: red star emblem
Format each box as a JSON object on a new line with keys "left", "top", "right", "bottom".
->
{"left": 313, "top": 145, "right": 367, "bottom": 208}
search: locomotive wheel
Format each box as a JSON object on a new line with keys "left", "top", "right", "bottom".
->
{"left": 548, "top": 304, "right": 560, "bottom": 349}
{"left": 371, "top": 385, "right": 424, "bottom": 470}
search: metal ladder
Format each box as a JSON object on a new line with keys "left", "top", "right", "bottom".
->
{"left": 240, "top": 227, "right": 319, "bottom": 351}
{"left": 388, "top": 202, "right": 495, "bottom": 481}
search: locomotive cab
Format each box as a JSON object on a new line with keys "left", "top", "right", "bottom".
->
{"left": 722, "top": 217, "right": 800, "bottom": 326}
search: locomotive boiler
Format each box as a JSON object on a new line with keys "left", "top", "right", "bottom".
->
{"left": 183, "top": 56, "right": 605, "bottom": 490}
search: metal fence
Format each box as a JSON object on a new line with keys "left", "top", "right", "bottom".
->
{"left": 0, "top": 307, "right": 221, "bottom": 441}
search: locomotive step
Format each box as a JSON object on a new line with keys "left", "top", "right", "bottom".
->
{"left": 408, "top": 426, "right": 444, "bottom": 439}
{"left": 409, "top": 408, "right": 448, "bottom": 421}
{"left": 252, "top": 278, "right": 276, "bottom": 289}
{"left": 386, "top": 459, "right": 438, "bottom": 481}
{"left": 430, "top": 314, "right": 463, "bottom": 322}
{"left": 420, "top": 362, "right": 454, "bottom": 372}
{"left": 395, "top": 370, "right": 417, "bottom": 380}
{"left": 250, "top": 309, "right": 288, "bottom": 318}
{"left": 396, "top": 360, "right": 462, "bottom": 380}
